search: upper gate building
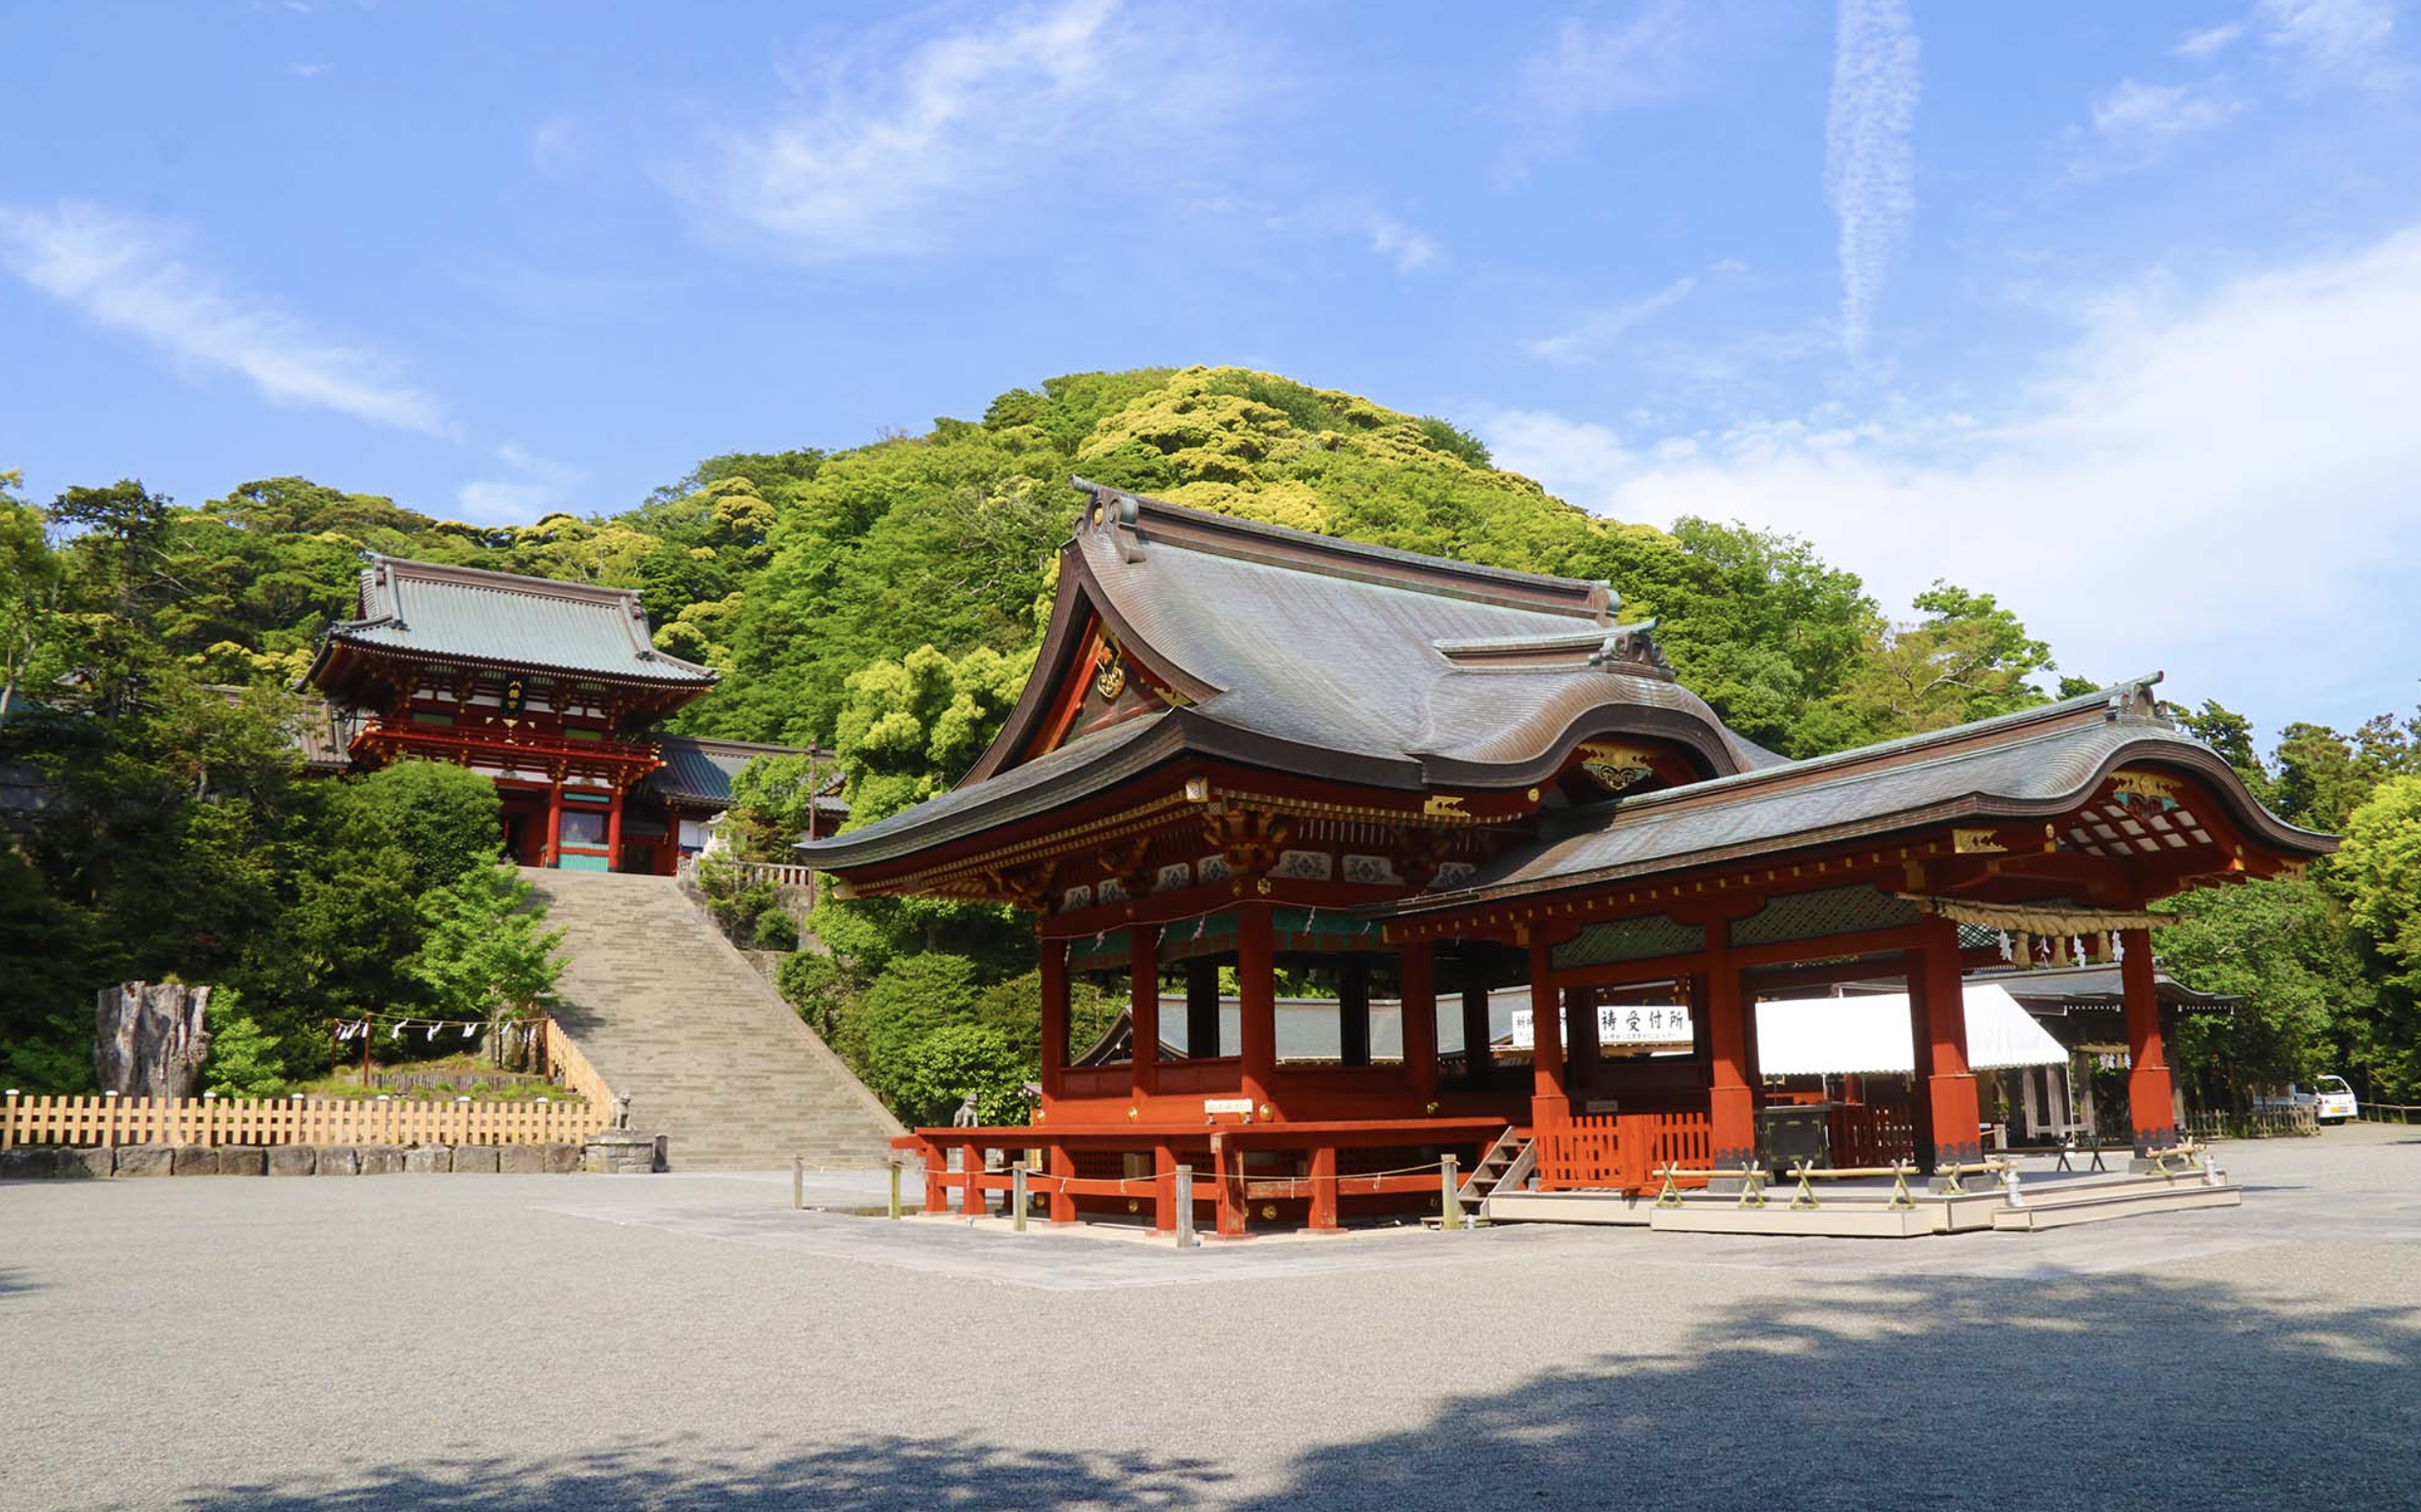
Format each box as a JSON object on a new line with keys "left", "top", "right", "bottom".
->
{"left": 803, "top": 481, "right": 2332, "bottom": 1237}
{"left": 303, "top": 555, "right": 819, "bottom": 874}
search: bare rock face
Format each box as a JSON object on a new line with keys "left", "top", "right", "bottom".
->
{"left": 266, "top": 1145, "right": 317, "bottom": 1176}
{"left": 314, "top": 1145, "right": 360, "bottom": 1176}
{"left": 451, "top": 1145, "right": 500, "bottom": 1174}
{"left": 217, "top": 1147, "right": 267, "bottom": 1175}
{"left": 356, "top": 1144, "right": 406, "bottom": 1175}
{"left": 94, "top": 981, "right": 213, "bottom": 1099}
{"left": 403, "top": 1144, "right": 453, "bottom": 1174}
{"left": 540, "top": 1142, "right": 581, "bottom": 1174}
{"left": 171, "top": 1146, "right": 220, "bottom": 1176}
{"left": 64, "top": 1147, "right": 112, "bottom": 1178}
{"left": 497, "top": 1144, "right": 545, "bottom": 1174}
{"left": 114, "top": 1144, "right": 175, "bottom": 1177}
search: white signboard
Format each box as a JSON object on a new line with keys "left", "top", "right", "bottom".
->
{"left": 1509, "top": 1004, "right": 1694, "bottom": 1051}
{"left": 1203, "top": 1097, "right": 1254, "bottom": 1116}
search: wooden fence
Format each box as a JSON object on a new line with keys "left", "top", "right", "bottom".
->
{"left": 1831, "top": 1103, "right": 1918, "bottom": 1167}
{"left": 1535, "top": 1110, "right": 1714, "bottom": 1192}
{"left": 2, "top": 1091, "right": 609, "bottom": 1149}
{"left": 538, "top": 1016, "right": 615, "bottom": 1113}
{"left": 2184, "top": 1105, "right": 2320, "bottom": 1140}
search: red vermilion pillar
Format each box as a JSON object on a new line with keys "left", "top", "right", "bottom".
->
{"left": 605, "top": 788, "right": 625, "bottom": 873}
{"left": 2121, "top": 927, "right": 2178, "bottom": 1154}
{"left": 1238, "top": 902, "right": 1277, "bottom": 1116}
{"left": 1400, "top": 939, "right": 1440, "bottom": 1102}
{"left": 1528, "top": 935, "right": 1568, "bottom": 1130}
{"left": 543, "top": 784, "right": 564, "bottom": 868}
{"left": 1914, "top": 917, "right": 1981, "bottom": 1172}
{"left": 1037, "top": 936, "right": 1069, "bottom": 1109}
{"left": 1706, "top": 935, "right": 1756, "bottom": 1168}
{"left": 1129, "top": 924, "right": 1161, "bottom": 1105}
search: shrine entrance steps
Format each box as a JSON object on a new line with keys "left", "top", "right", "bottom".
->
{"left": 523, "top": 868, "right": 901, "bottom": 1171}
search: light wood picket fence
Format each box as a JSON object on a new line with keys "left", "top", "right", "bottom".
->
{"left": 1, "top": 1091, "right": 608, "bottom": 1149}
{"left": 5, "top": 1017, "right": 617, "bottom": 1150}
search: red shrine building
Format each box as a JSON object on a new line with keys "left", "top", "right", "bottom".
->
{"left": 803, "top": 482, "right": 2333, "bottom": 1237}
{"left": 303, "top": 556, "right": 814, "bottom": 874}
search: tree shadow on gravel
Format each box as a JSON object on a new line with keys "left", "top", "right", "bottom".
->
{"left": 174, "top": 1268, "right": 2420, "bottom": 1512}
{"left": 182, "top": 1438, "right": 1221, "bottom": 1512}
{"left": 0, "top": 1267, "right": 35, "bottom": 1299}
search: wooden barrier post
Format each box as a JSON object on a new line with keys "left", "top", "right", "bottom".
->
{"left": 1012, "top": 1163, "right": 1028, "bottom": 1233}
{"left": 1441, "top": 1153, "right": 1462, "bottom": 1231}
{"left": 889, "top": 1160, "right": 903, "bottom": 1219}
{"left": 793, "top": 1155, "right": 804, "bottom": 1211}
{"left": 1173, "top": 1165, "right": 1197, "bottom": 1248}
{"left": 103, "top": 1091, "right": 119, "bottom": 1153}
{"left": 3, "top": 1089, "right": 15, "bottom": 1152}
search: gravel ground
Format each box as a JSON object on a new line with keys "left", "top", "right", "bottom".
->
{"left": 4, "top": 1124, "right": 2417, "bottom": 1511}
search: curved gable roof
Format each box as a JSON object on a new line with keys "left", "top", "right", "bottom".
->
{"left": 317, "top": 556, "right": 715, "bottom": 688}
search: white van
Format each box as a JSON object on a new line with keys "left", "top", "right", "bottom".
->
{"left": 2313, "top": 1075, "right": 2360, "bottom": 1124}
{"left": 2255, "top": 1079, "right": 2361, "bottom": 1124}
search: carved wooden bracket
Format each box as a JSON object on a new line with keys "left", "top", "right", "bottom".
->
{"left": 1203, "top": 806, "right": 1292, "bottom": 882}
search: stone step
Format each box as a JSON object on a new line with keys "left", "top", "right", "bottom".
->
{"left": 523, "top": 868, "right": 902, "bottom": 1171}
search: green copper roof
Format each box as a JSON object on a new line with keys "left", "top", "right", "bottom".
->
{"left": 325, "top": 557, "right": 714, "bottom": 686}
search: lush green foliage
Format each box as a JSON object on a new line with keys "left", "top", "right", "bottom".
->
{"left": 198, "top": 987, "right": 290, "bottom": 1097}
{"left": 403, "top": 864, "right": 567, "bottom": 1025}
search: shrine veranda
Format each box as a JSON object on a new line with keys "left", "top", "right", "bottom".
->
{"left": 801, "top": 484, "right": 2334, "bottom": 1237}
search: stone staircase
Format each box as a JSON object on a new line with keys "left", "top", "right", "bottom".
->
{"left": 523, "top": 868, "right": 901, "bottom": 1172}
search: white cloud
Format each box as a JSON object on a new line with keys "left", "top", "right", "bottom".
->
{"left": 2176, "top": 21, "right": 2246, "bottom": 58}
{"left": 1497, "top": 1, "right": 1703, "bottom": 184}
{"left": 457, "top": 446, "right": 582, "bottom": 523}
{"left": 1824, "top": 0, "right": 1921, "bottom": 364}
{"left": 1478, "top": 227, "right": 2421, "bottom": 731}
{"left": 287, "top": 60, "right": 326, "bottom": 78}
{"left": 675, "top": 0, "right": 1233, "bottom": 259}
{"left": 1520, "top": 276, "right": 1697, "bottom": 365}
{"left": 2258, "top": 0, "right": 2399, "bottom": 77}
{"left": 2092, "top": 78, "right": 2239, "bottom": 139}
{"left": 1368, "top": 217, "right": 1436, "bottom": 273}
{"left": 0, "top": 199, "right": 448, "bottom": 435}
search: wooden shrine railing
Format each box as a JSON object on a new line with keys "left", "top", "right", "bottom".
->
{"left": 1, "top": 1090, "right": 608, "bottom": 1150}
{"left": 1535, "top": 1111, "right": 1713, "bottom": 1193}
{"left": 1830, "top": 1103, "right": 1917, "bottom": 1168}
{"left": 538, "top": 1015, "right": 615, "bottom": 1113}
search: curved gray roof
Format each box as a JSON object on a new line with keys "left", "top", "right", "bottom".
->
{"left": 320, "top": 557, "right": 714, "bottom": 687}
{"left": 1389, "top": 688, "right": 2335, "bottom": 912}
{"left": 805, "top": 483, "right": 1774, "bottom": 871}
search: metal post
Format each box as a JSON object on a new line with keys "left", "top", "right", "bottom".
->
{"left": 1440, "top": 1153, "right": 1462, "bottom": 1231}
{"left": 792, "top": 1155, "right": 804, "bottom": 1211}
{"left": 1174, "top": 1164, "right": 1197, "bottom": 1248}
{"left": 1012, "top": 1163, "right": 1028, "bottom": 1233}
{"left": 889, "top": 1159, "right": 903, "bottom": 1219}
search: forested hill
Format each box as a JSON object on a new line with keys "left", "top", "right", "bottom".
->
{"left": 40, "top": 365, "right": 2070, "bottom": 765}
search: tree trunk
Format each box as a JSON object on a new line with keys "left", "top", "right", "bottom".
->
{"left": 95, "top": 982, "right": 212, "bottom": 1097}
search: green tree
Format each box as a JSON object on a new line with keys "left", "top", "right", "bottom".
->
{"left": 2158, "top": 880, "right": 2370, "bottom": 1098}
{"left": 198, "top": 987, "right": 289, "bottom": 1097}
{"left": 0, "top": 468, "right": 63, "bottom": 719}
{"left": 1836, "top": 581, "right": 2053, "bottom": 738}
{"left": 2333, "top": 776, "right": 2421, "bottom": 1098}
{"left": 889, "top": 1023, "right": 1031, "bottom": 1126}
{"left": 846, "top": 952, "right": 980, "bottom": 1109}
{"left": 402, "top": 864, "right": 568, "bottom": 1053}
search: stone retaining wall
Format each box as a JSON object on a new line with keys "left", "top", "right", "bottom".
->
{"left": 0, "top": 1133, "right": 665, "bottom": 1179}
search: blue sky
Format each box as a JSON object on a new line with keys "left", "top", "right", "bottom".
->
{"left": 4, "top": 1, "right": 2418, "bottom": 742}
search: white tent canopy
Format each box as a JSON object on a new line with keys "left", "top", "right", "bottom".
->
{"left": 1754, "top": 984, "right": 2067, "bottom": 1078}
